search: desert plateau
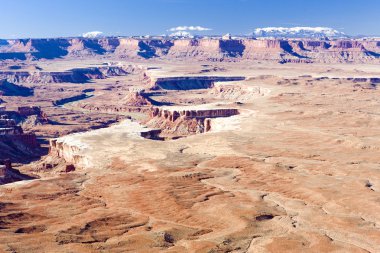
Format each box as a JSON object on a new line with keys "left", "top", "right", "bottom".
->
{"left": 1, "top": 1, "right": 380, "bottom": 252}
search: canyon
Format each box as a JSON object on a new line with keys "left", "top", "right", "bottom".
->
{"left": 0, "top": 106, "right": 44, "bottom": 163}
{"left": 0, "top": 66, "right": 129, "bottom": 84}
{"left": 144, "top": 107, "right": 240, "bottom": 139}
{"left": 0, "top": 37, "right": 378, "bottom": 63}
{"left": 0, "top": 37, "right": 379, "bottom": 253}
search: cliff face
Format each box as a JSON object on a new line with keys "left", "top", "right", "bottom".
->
{"left": 114, "top": 38, "right": 140, "bottom": 58}
{"left": 49, "top": 139, "right": 89, "bottom": 168}
{"left": 0, "top": 38, "right": 379, "bottom": 63}
{"left": 210, "top": 82, "right": 271, "bottom": 102}
{"left": 150, "top": 107, "right": 239, "bottom": 120}
{"left": 0, "top": 39, "right": 69, "bottom": 60}
{"left": 168, "top": 39, "right": 222, "bottom": 59}
{"left": 0, "top": 66, "right": 128, "bottom": 84}
{"left": 0, "top": 71, "right": 79, "bottom": 83}
{"left": 0, "top": 114, "right": 41, "bottom": 162}
{"left": 152, "top": 76, "right": 245, "bottom": 90}
{"left": 145, "top": 107, "right": 239, "bottom": 138}
{"left": 0, "top": 79, "right": 33, "bottom": 96}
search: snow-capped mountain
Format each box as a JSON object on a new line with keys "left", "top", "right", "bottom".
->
{"left": 253, "top": 27, "right": 347, "bottom": 38}
{"left": 169, "top": 31, "right": 194, "bottom": 38}
{"left": 82, "top": 31, "right": 104, "bottom": 38}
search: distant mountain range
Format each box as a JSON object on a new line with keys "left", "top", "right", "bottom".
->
{"left": 3, "top": 26, "right": 379, "bottom": 40}
{"left": 253, "top": 27, "right": 347, "bottom": 38}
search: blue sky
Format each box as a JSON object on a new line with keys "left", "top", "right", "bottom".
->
{"left": 0, "top": 0, "right": 379, "bottom": 38}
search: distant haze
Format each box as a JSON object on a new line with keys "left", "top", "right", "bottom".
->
{"left": 253, "top": 27, "right": 347, "bottom": 38}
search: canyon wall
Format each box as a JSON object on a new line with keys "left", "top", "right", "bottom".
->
{"left": 210, "top": 82, "right": 271, "bottom": 102}
{"left": 150, "top": 107, "right": 239, "bottom": 120}
{"left": 0, "top": 79, "right": 33, "bottom": 96}
{"left": 0, "top": 114, "right": 41, "bottom": 162}
{"left": 0, "top": 66, "right": 128, "bottom": 84}
{"left": 146, "top": 107, "right": 239, "bottom": 138}
{"left": 52, "top": 94, "right": 91, "bottom": 106}
{"left": 152, "top": 76, "right": 245, "bottom": 90}
{"left": 0, "top": 38, "right": 379, "bottom": 63}
{"left": 49, "top": 139, "right": 89, "bottom": 168}
{"left": 168, "top": 39, "right": 222, "bottom": 59}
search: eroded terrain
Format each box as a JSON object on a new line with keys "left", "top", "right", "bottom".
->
{"left": 0, "top": 40, "right": 380, "bottom": 252}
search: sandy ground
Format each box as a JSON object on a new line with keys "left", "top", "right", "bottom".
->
{"left": 1, "top": 60, "right": 380, "bottom": 252}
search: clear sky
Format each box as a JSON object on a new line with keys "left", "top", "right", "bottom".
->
{"left": 0, "top": 0, "right": 379, "bottom": 38}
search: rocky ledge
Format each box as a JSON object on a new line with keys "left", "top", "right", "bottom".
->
{"left": 0, "top": 38, "right": 379, "bottom": 63}
{"left": 145, "top": 107, "right": 240, "bottom": 138}
{"left": 151, "top": 76, "right": 246, "bottom": 90}
{"left": 0, "top": 66, "right": 128, "bottom": 84}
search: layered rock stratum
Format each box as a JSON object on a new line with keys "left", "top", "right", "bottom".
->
{"left": 0, "top": 37, "right": 380, "bottom": 252}
{"left": 0, "top": 37, "right": 379, "bottom": 63}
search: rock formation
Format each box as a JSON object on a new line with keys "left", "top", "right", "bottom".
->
{"left": 0, "top": 79, "right": 33, "bottom": 96}
{"left": 150, "top": 107, "right": 239, "bottom": 119}
{"left": 121, "top": 91, "right": 152, "bottom": 107}
{"left": 49, "top": 139, "right": 89, "bottom": 168}
{"left": 168, "top": 39, "right": 222, "bottom": 59}
{"left": 0, "top": 116, "right": 23, "bottom": 135}
{"left": 0, "top": 37, "right": 379, "bottom": 63}
{"left": 76, "top": 90, "right": 153, "bottom": 114}
{"left": 2, "top": 34, "right": 380, "bottom": 252}
{"left": 0, "top": 159, "right": 34, "bottom": 185}
{"left": 151, "top": 76, "right": 245, "bottom": 90}
{"left": 18, "top": 106, "right": 47, "bottom": 119}
{"left": 0, "top": 113, "right": 40, "bottom": 162}
{"left": 0, "top": 66, "right": 128, "bottom": 84}
{"left": 145, "top": 107, "right": 239, "bottom": 138}
{"left": 18, "top": 106, "right": 49, "bottom": 126}
{"left": 209, "top": 82, "right": 271, "bottom": 102}
{"left": 53, "top": 94, "right": 91, "bottom": 106}
{"left": 0, "top": 159, "right": 11, "bottom": 176}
